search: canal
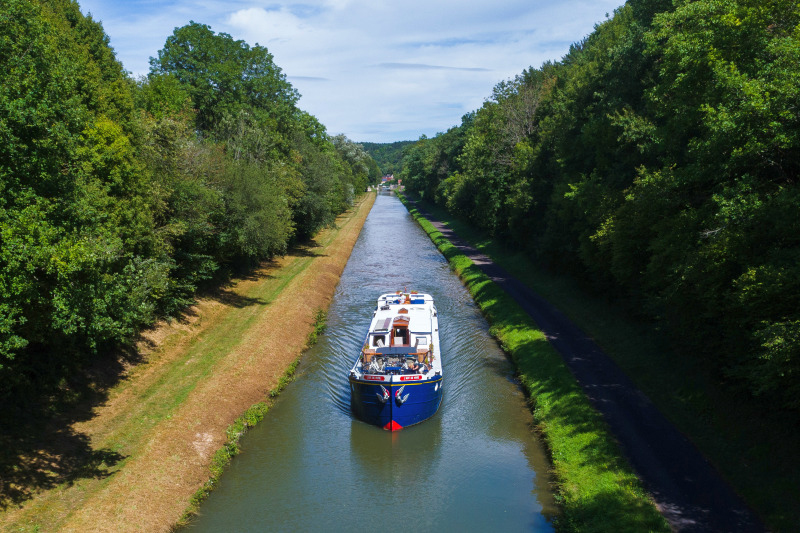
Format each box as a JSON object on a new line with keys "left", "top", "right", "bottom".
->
{"left": 185, "top": 192, "right": 556, "bottom": 531}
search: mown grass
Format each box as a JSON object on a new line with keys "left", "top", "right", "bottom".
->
{"left": 400, "top": 196, "right": 669, "bottom": 532}
{"left": 175, "top": 308, "right": 328, "bottom": 529}
{"left": 99, "top": 251, "right": 320, "bottom": 457}
{"left": 408, "top": 198, "right": 800, "bottom": 531}
{"left": 174, "top": 357, "right": 301, "bottom": 529}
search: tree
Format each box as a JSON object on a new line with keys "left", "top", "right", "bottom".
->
{"left": 0, "top": 0, "right": 167, "bottom": 397}
{"left": 394, "top": 0, "right": 800, "bottom": 411}
{"left": 149, "top": 21, "right": 298, "bottom": 134}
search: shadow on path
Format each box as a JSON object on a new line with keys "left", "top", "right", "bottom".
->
{"left": 408, "top": 198, "right": 763, "bottom": 533}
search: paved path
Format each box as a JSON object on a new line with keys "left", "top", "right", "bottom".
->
{"left": 410, "top": 201, "right": 763, "bottom": 532}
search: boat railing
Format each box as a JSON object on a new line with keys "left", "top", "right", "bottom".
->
{"left": 361, "top": 353, "right": 431, "bottom": 375}
{"left": 362, "top": 348, "right": 431, "bottom": 363}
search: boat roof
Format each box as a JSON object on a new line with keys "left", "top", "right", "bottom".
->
{"left": 371, "top": 293, "right": 434, "bottom": 334}
{"left": 373, "top": 346, "right": 419, "bottom": 355}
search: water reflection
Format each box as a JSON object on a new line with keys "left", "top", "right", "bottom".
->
{"left": 185, "top": 193, "right": 555, "bottom": 532}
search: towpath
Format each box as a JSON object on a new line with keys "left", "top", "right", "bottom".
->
{"left": 408, "top": 199, "right": 763, "bottom": 532}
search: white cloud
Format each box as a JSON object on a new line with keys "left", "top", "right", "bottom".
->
{"left": 227, "top": 7, "right": 307, "bottom": 45}
{"left": 78, "top": 0, "right": 623, "bottom": 142}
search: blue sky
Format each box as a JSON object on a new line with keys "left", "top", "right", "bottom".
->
{"left": 78, "top": 0, "right": 625, "bottom": 143}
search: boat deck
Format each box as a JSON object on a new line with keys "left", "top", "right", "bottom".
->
{"left": 351, "top": 291, "right": 441, "bottom": 379}
{"left": 349, "top": 291, "right": 443, "bottom": 430}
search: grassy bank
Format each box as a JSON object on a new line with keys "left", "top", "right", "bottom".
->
{"left": 176, "top": 309, "right": 326, "bottom": 528}
{"left": 1, "top": 193, "right": 375, "bottom": 533}
{"left": 175, "top": 357, "right": 300, "bottom": 529}
{"left": 399, "top": 195, "right": 668, "bottom": 532}
{"left": 404, "top": 196, "right": 800, "bottom": 531}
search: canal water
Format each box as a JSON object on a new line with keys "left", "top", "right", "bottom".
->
{"left": 185, "top": 193, "right": 556, "bottom": 532}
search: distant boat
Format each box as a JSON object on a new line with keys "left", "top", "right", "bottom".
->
{"left": 349, "top": 291, "right": 443, "bottom": 430}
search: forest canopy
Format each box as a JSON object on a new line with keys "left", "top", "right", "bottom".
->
{"left": 0, "top": 1, "right": 377, "bottom": 405}
{"left": 398, "top": 0, "right": 800, "bottom": 411}
{"left": 361, "top": 141, "right": 414, "bottom": 177}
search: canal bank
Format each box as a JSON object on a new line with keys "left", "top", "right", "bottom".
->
{"left": 399, "top": 194, "right": 671, "bottom": 532}
{"left": 402, "top": 193, "right": 766, "bottom": 532}
{"left": 1, "top": 193, "right": 375, "bottom": 533}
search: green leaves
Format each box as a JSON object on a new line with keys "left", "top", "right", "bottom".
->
{"left": 0, "top": 5, "right": 378, "bottom": 406}
{"left": 396, "top": 0, "right": 800, "bottom": 411}
{"left": 149, "top": 21, "right": 298, "bottom": 134}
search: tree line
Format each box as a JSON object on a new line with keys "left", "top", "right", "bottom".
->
{"left": 399, "top": 0, "right": 800, "bottom": 411}
{"left": 362, "top": 141, "right": 414, "bottom": 177}
{"left": 0, "top": 0, "right": 377, "bottom": 406}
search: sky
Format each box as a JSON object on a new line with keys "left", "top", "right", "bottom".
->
{"left": 78, "top": 0, "right": 625, "bottom": 143}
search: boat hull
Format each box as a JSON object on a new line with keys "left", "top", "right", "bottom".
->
{"left": 350, "top": 376, "right": 443, "bottom": 430}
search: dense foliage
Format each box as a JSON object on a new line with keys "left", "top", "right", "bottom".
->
{"left": 0, "top": 2, "right": 374, "bottom": 405}
{"left": 400, "top": 0, "right": 800, "bottom": 411}
{"left": 361, "top": 140, "right": 414, "bottom": 176}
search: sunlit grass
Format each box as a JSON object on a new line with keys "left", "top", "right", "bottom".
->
{"left": 0, "top": 194, "right": 376, "bottom": 532}
{"left": 411, "top": 198, "right": 800, "bottom": 531}
{"left": 401, "top": 195, "right": 669, "bottom": 532}
{"left": 174, "top": 357, "right": 301, "bottom": 530}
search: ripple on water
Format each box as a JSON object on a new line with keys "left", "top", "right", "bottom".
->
{"left": 186, "top": 193, "right": 556, "bottom": 532}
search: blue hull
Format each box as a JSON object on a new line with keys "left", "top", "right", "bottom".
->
{"left": 350, "top": 377, "right": 443, "bottom": 430}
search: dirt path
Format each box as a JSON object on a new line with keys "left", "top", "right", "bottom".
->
{"left": 409, "top": 200, "right": 763, "bottom": 533}
{"left": 2, "top": 193, "right": 375, "bottom": 533}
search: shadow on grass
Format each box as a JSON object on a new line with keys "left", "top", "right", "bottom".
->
{"left": 0, "top": 347, "right": 130, "bottom": 510}
{"left": 468, "top": 277, "right": 668, "bottom": 531}
{"left": 0, "top": 227, "right": 341, "bottom": 513}
{"left": 290, "top": 241, "right": 326, "bottom": 258}
{"left": 211, "top": 288, "right": 268, "bottom": 308}
{"left": 0, "top": 426, "right": 124, "bottom": 510}
{"left": 557, "top": 487, "right": 670, "bottom": 533}
{"left": 0, "top": 259, "right": 277, "bottom": 510}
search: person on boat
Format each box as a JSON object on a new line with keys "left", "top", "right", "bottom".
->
{"left": 406, "top": 359, "right": 428, "bottom": 374}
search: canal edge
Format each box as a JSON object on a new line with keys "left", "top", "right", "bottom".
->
{"left": 175, "top": 305, "right": 331, "bottom": 527}
{"left": 397, "top": 193, "right": 669, "bottom": 532}
{"left": 173, "top": 193, "right": 374, "bottom": 530}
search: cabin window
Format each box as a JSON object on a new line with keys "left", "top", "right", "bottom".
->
{"left": 372, "top": 335, "right": 386, "bottom": 347}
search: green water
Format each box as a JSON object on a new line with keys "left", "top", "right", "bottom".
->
{"left": 185, "top": 193, "right": 556, "bottom": 531}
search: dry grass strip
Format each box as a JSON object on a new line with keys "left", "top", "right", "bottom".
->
{"left": 2, "top": 193, "right": 375, "bottom": 532}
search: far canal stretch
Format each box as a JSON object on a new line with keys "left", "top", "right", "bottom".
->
{"left": 184, "top": 192, "right": 556, "bottom": 531}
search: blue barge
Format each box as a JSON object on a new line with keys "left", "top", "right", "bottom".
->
{"left": 349, "top": 292, "right": 443, "bottom": 430}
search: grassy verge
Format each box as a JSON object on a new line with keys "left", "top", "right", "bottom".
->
{"left": 175, "top": 308, "right": 328, "bottom": 528}
{"left": 399, "top": 195, "right": 668, "bottom": 532}
{"left": 405, "top": 197, "right": 799, "bottom": 531}
{"left": 174, "top": 358, "right": 299, "bottom": 529}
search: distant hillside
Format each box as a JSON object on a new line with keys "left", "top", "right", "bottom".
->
{"left": 361, "top": 141, "right": 414, "bottom": 176}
